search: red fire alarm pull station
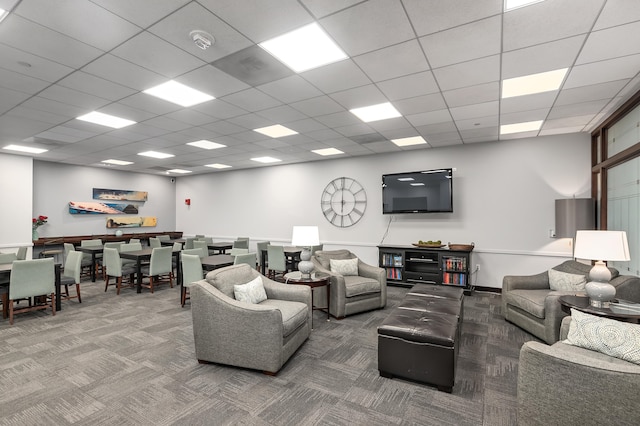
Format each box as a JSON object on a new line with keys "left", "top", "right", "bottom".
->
{"left": 185, "top": 199, "right": 191, "bottom": 205}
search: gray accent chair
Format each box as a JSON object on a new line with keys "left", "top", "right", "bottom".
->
{"left": 517, "top": 316, "right": 640, "bottom": 425}
{"left": 190, "top": 264, "right": 312, "bottom": 374}
{"left": 502, "top": 260, "right": 640, "bottom": 344}
{"left": 311, "top": 249, "right": 387, "bottom": 319}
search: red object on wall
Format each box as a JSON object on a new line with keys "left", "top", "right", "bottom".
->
{"left": 185, "top": 198, "right": 191, "bottom": 206}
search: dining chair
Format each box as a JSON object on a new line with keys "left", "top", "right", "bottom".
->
{"left": 233, "top": 252, "right": 257, "bottom": 268}
{"left": 0, "top": 253, "right": 17, "bottom": 264}
{"left": 103, "top": 248, "right": 136, "bottom": 295}
{"left": 119, "top": 242, "right": 143, "bottom": 267}
{"left": 157, "top": 235, "right": 171, "bottom": 242}
{"left": 129, "top": 238, "right": 140, "bottom": 244}
{"left": 193, "top": 240, "right": 209, "bottom": 259}
{"left": 98, "top": 241, "right": 123, "bottom": 279}
{"left": 185, "top": 237, "right": 196, "bottom": 250}
{"left": 181, "top": 253, "right": 203, "bottom": 307}
{"left": 40, "top": 238, "right": 64, "bottom": 262}
{"left": 267, "top": 245, "right": 287, "bottom": 282}
{"left": 233, "top": 239, "right": 249, "bottom": 250}
{"left": 149, "top": 237, "right": 161, "bottom": 248}
{"left": 16, "top": 247, "right": 27, "bottom": 260}
{"left": 64, "top": 243, "right": 93, "bottom": 277}
{"left": 140, "top": 246, "right": 173, "bottom": 293}
{"left": 80, "top": 238, "right": 103, "bottom": 269}
{"left": 195, "top": 234, "right": 204, "bottom": 238}
{"left": 8, "top": 258, "right": 55, "bottom": 325}
{"left": 256, "top": 241, "right": 270, "bottom": 271}
{"left": 171, "top": 242, "right": 182, "bottom": 273}
{"left": 181, "top": 248, "right": 205, "bottom": 259}
{"left": 0, "top": 253, "right": 17, "bottom": 290}
{"left": 229, "top": 248, "right": 249, "bottom": 256}
{"left": 60, "top": 250, "right": 83, "bottom": 303}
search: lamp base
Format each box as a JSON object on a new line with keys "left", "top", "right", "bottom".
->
{"left": 585, "top": 261, "right": 615, "bottom": 308}
{"left": 297, "top": 248, "right": 314, "bottom": 279}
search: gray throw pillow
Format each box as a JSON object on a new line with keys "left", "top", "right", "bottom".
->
{"left": 548, "top": 269, "right": 586, "bottom": 291}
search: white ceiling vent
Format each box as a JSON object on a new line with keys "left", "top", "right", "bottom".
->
{"left": 189, "top": 30, "right": 214, "bottom": 50}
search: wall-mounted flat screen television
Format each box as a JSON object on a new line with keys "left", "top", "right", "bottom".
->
{"left": 382, "top": 168, "right": 453, "bottom": 214}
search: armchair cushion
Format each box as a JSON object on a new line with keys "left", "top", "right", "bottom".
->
{"left": 261, "top": 299, "right": 308, "bottom": 337}
{"left": 344, "top": 275, "right": 382, "bottom": 297}
{"left": 548, "top": 269, "right": 586, "bottom": 291}
{"left": 330, "top": 258, "right": 358, "bottom": 276}
{"left": 504, "top": 289, "right": 549, "bottom": 319}
{"left": 565, "top": 309, "right": 640, "bottom": 365}
{"left": 234, "top": 276, "right": 267, "bottom": 304}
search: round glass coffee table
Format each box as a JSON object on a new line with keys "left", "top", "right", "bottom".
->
{"left": 559, "top": 295, "right": 640, "bottom": 323}
{"left": 284, "top": 271, "right": 330, "bottom": 327}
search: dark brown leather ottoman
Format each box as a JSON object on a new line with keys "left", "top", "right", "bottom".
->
{"left": 377, "top": 284, "right": 463, "bottom": 393}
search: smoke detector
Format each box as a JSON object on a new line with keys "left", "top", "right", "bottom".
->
{"left": 190, "top": 30, "right": 214, "bottom": 50}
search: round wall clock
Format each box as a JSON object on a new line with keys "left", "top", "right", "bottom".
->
{"left": 321, "top": 177, "right": 367, "bottom": 227}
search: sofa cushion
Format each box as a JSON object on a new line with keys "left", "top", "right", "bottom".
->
{"left": 548, "top": 269, "right": 587, "bottom": 292}
{"left": 564, "top": 309, "right": 640, "bottom": 365}
{"left": 344, "top": 275, "right": 380, "bottom": 297}
{"left": 553, "top": 260, "right": 619, "bottom": 280}
{"left": 234, "top": 276, "right": 267, "bottom": 304}
{"left": 504, "top": 289, "right": 550, "bottom": 319}
{"left": 330, "top": 258, "right": 358, "bottom": 276}
{"left": 260, "top": 299, "right": 308, "bottom": 337}
{"left": 206, "top": 264, "right": 256, "bottom": 298}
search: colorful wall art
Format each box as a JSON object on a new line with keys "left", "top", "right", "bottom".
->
{"left": 106, "top": 216, "right": 157, "bottom": 228}
{"left": 69, "top": 201, "right": 139, "bottom": 215}
{"left": 93, "top": 188, "right": 148, "bottom": 202}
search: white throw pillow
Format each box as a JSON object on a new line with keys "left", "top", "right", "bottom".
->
{"left": 548, "top": 268, "right": 587, "bottom": 291}
{"left": 233, "top": 276, "right": 267, "bottom": 304}
{"left": 564, "top": 309, "right": 640, "bottom": 365}
{"left": 330, "top": 258, "right": 358, "bottom": 276}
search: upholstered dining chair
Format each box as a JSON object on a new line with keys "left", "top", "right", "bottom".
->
{"left": 184, "top": 237, "right": 196, "bottom": 250}
{"left": 129, "top": 238, "right": 141, "bottom": 244}
{"left": 140, "top": 246, "right": 174, "bottom": 293}
{"left": 16, "top": 247, "right": 27, "bottom": 260}
{"left": 233, "top": 239, "right": 249, "bottom": 250}
{"left": 229, "top": 248, "right": 249, "bottom": 256}
{"left": 8, "top": 258, "right": 55, "bottom": 325}
{"left": 119, "top": 242, "right": 142, "bottom": 267}
{"left": 267, "top": 245, "right": 287, "bottom": 281}
{"left": 103, "top": 248, "right": 136, "bottom": 295}
{"left": 98, "top": 241, "right": 123, "bottom": 278}
{"left": 193, "top": 240, "right": 209, "bottom": 258}
{"left": 149, "top": 237, "right": 162, "bottom": 248}
{"left": 80, "top": 238, "right": 103, "bottom": 270}
{"left": 157, "top": 235, "right": 171, "bottom": 242}
{"left": 60, "top": 250, "right": 83, "bottom": 303}
{"left": 64, "top": 243, "right": 93, "bottom": 277}
{"left": 256, "top": 241, "right": 270, "bottom": 271}
{"left": 182, "top": 248, "right": 206, "bottom": 259}
{"left": 233, "top": 252, "right": 257, "bottom": 268}
{"left": 181, "top": 253, "right": 203, "bottom": 307}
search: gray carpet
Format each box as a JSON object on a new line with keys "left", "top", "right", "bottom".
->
{"left": 0, "top": 277, "right": 536, "bottom": 425}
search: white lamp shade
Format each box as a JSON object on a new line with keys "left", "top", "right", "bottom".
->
{"left": 291, "top": 226, "right": 320, "bottom": 246}
{"left": 574, "top": 230, "right": 630, "bottom": 261}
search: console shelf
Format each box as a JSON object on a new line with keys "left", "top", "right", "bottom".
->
{"left": 378, "top": 245, "right": 473, "bottom": 293}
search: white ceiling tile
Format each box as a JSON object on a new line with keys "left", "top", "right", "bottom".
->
{"left": 38, "top": 85, "right": 111, "bottom": 111}
{"left": 403, "top": 0, "right": 502, "bottom": 36}
{"left": 290, "top": 96, "right": 345, "bottom": 117}
{"left": 576, "top": 21, "right": 640, "bottom": 65}
{"left": 433, "top": 55, "right": 500, "bottom": 91}
{"left": 221, "top": 88, "right": 282, "bottom": 112}
{"left": 455, "top": 116, "right": 499, "bottom": 131}
{"left": 315, "top": 111, "right": 362, "bottom": 128}
{"left": 395, "top": 93, "right": 448, "bottom": 116}
{"left": 301, "top": 59, "right": 371, "bottom": 94}
{"left": 300, "top": 0, "right": 362, "bottom": 18}
{"left": 406, "top": 109, "right": 453, "bottom": 127}
{"left": 90, "top": 0, "right": 191, "bottom": 29}
{"left": 0, "top": 68, "right": 50, "bottom": 95}
{"left": 164, "top": 109, "right": 217, "bottom": 127}
{"left": 501, "top": 92, "right": 557, "bottom": 114}
{"left": 500, "top": 108, "right": 550, "bottom": 125}
{"left": 377, "top": 72, "right": 439, "bottom": 101}
{"left": 555, "top": 80, "right": 629, "bottom": 106}
{"left": 258, "top": 75, "right": 323, "bottom": 104}
{"left": 564, "top": 54, "right": 640, "bottom": 89}
{"left": 443, "top": 82, "right": 499, "bottom": 108}
{"left": 320, "top": 0, "right": 415, "bottom": 56}
{"left": 450, "top": 101, "right": 499, "bottom": 121}
{"left": 354, "top": 39, "right": 429, "bottom": 82}
{"left": 57, "top": 71, "right": 137, "bottom": 102}
{"left": 0, "top": 87, "right": 34, "bottom": 114}
{"left": 256, "top": 105, "right": 308, "bottom": 123}
{"left": 82, "top": 54, "right": 166, "bottom": 91}
{"left": 0, "top": 44, "right": 74, "bottom": 83}
{"left": 593, "top": 0, "right": 640, "bottom": 30}
{"left": 329, "top": 84, "right": 388, "bottom": 110}
{"left": 367, "top": 117, "right": 413, "bottom": 133}
{"left": 547, "top": 99, "right": 609, "bottom": 119}
{"left": 420, "top": 15, "right": 501, "bottom": 69}
{"left": 177, "top": 65, "right": 249, "bottom": 99}
{"left": 501, "top": 35, "right": 585, "bottom": 79}
{"left": 193, "top": 100, "right": 248, "bottom": 121}
{"left": 117, "top": 93, "right": 184, "bottom": 116}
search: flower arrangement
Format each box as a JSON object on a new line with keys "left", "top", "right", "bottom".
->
{"left": 32, "top": 215, "right": 48, "bottom": 230}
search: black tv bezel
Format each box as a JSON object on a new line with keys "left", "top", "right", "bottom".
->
{"left": 381, "top": 168, "right": 453, "bottom": 214}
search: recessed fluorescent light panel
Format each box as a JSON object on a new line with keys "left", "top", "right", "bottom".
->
{"left": 397, "top": 177, "right": 415, "bottom": 181}
{"left": 253, "top": 124, "right": 298, "bottom": 138}
{"left": 251, "top": 156, "right": 281, "bottom": 164}
{"left": 505, "top": 0, "right": 545, "bottom": 11}
{"left": 205, "top": 163, "right": 232, "bottom": 169}
{"left": 166, "top": 169, "right": 192, "bottom": 174}
{"left": 410, "top": 183, "right": 425, "bottom": 186}
{"left": 391, "top": 136, "right": 427, "bottom": 147}
{"left": 259, "top": 22, "right": 348, "bottom": 73}
{"left": 143, "top": 80, "right": 214, "bottom": 107}
{"left": 350, "top": 102, "right": 402, "bottom": 123}
{"left": 312, "top": 148, "right": 344, "bottom": 156}
{"left": 502, "top": 68, "right": 567, "bottom": 98}
{"left": 102, "top": 159, "right": 133, "bottom": 166}
{"left": 76, "top": 111, "right": 136, "bottom": 129}
{"left": 187, "top": 140, "right": 226, "bottom": 150}
{"left": 0, "top": 8, "right": 9, "bottom": 23}
{"left": 3, "top": 144, "right": 48, "bottom": 154}
{"left": 137, "top": 151, "right": 175, "bottom": 159}
{"left": 500, "top": 120, "right": 543, "bottom": 135}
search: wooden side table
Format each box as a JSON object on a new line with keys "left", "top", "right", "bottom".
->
{"left": 284, "top": 271, "right": 330, "bottom": 328}
{"left": 559, "top": 295, "right": 640, "bottom": 323}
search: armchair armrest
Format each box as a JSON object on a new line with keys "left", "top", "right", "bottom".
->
{"left": 611, "top": 274, "right": 640, "bottom": 302}
{"left": 502, "top": 271, "right": 550, "bottom": 292}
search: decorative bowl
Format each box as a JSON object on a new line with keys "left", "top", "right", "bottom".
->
{"left": 447, "top": 242, "right": 475, "bottom": 251}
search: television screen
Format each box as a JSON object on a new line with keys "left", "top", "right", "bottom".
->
{"left": 382, "top": 168, "right": 453, "bottom": 214}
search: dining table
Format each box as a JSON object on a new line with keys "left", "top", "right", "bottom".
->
{"left": 77, "top": 245, "right": 104, "bottom": 282}
{"left": 201, "top": 254, "right": 234, "bottom": 271}
{"left": 0, "top": 262, "right": 62, "bottom": 317}
{"left": 160, "top": 239, "right": 233, "bottom": 254}
{"left": 119, "top": 248, "right": 181, "bottom": 293}
{"left": 260, "top": 246, "right": 302, "bottom": 275}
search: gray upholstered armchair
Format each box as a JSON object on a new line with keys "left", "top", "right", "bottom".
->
{"left": 502, "top": 260, "right": 640, "bottom": 344}
{"left": 517, "top": 316, "right": 640, "bottom": 425}
{"left": 190, "top": 264, "right": 312, "bottom": 374}
{"left": 311, "top": 249, "right": 386, "bottom": 319}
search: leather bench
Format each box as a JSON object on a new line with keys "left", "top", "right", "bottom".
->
{"left": 378, "top": 284, "right": 464, "bottom": 392}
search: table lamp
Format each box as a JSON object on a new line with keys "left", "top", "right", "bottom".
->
{"left": 573, "top": 230, "right": 630, "bottom": 308}
{"left": 291, "top": 226, "right": 320, "bottom": 279}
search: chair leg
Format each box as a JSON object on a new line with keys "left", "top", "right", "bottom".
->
{"left": 105, "top": 276, "right": 110, "bottom": 292}
{"left": 116, "top": 276, "right": 122, "bottom": 295}
{"left": 9, "top": 300, "right": 13, "bottom": 325}
{"left": 76, "top": 284, "right": 81, "bottom": 303}
{"left": 51, "top": 293, "right": 55, "bottom": 316}
{"left": 149, "top": 276, "right": 154, "bottom": 294}
{"left": 169, "top": 272, "right": 174, "bottom": 288}
{"left": 1, "top": 293, "right": 8, "bottom": 319}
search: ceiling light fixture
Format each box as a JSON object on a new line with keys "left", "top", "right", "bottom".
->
{"left": 102, "top": 159, "right": 133, "bottom": 166}
{"left": 0, "top": 8, "right": 9, "bottom": 23}
{"left": 253, "top": 124, "right": 298, "bottom": 138}
{"left": 76, "top": 111, "right": 136, "bottom": 129}
{"left": 187, "top": 140, "right": 226, "bottom": 150}
{"left": 502, "top": 68, "right": 568, "bottom": 98}
{"left": 350, "top": 102, "right": 402, "bottom": 123}
{"left": 312, "top": 148, "right": 344, "bottom": 156}
{"left": 3, "top": 144, "right": 48, "bottom": 154}
{"left": 505, "top": 0, "right": 545, "bottom": 11}
{"left": 259, "top": 22, "right": 348, "bottom": 73}
{"left": 143, "top": 80, "right": 214, "bottom": 107}
{"left": 500, "top": 120, "right": 543, "bottom": 135}
{"left": 166, "top": 169, "right": 192, "bottom": 174}
{"left": 251, "top": 156, "right": 282, "bottom": 164}
{"left": 189, "top": 30, "right": 214, "bottom": 50}
{"left": 137, "top": 151, "right": 175, "bottom": 159}
{"left": 391, "top": 136, "right": 427, "bottom": 147}
{"left": 204, "top": 163, "right": 232, "bottom": 169}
